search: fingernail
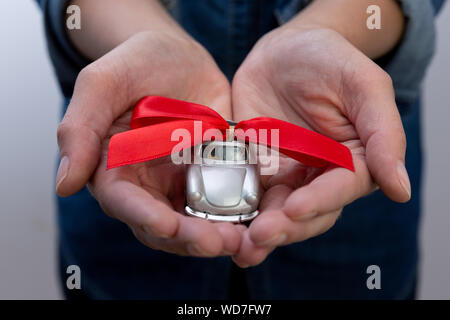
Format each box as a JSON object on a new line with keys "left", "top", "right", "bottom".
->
{"left": 397, "top": 161, "right": 411, "bottom": 199}
{"left": 257, "top": 233, "right": 287, "bottom": 247}
{"left": 291, "top": 211, "right": 317, "bottom": 221}
{"left": 186, "top": 243, "right": 209, "bottom": 257}
{"left": 221, "top": 250, "right": 233, "bottom": 256}
{"left": 142, "top": 225, "right": 170, "bottom": 239}
{"left": 56, "top": 156, "right": 69, "bottom": 192}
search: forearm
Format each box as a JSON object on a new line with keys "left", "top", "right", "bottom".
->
{"left": 286, "top": 0, "right": 405, "bottom": 59}
{"left": 67, "top": 0, "right": 189, "bottom": 60}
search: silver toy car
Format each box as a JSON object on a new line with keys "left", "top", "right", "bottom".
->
{"left": 185, "top": 139, "right": 261, "bottom": 223}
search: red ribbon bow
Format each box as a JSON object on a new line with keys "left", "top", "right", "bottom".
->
{"left": 107, "top": 96, "right": 354, "bottom": 171}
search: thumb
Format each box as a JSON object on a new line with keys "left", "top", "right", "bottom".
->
{"left": 56, "top": 64, "right": 126, "bottom": 196}
{"left": 346, "top": 70, "right": 410, "bottom": 203}
{"left": 56, "top": 121, "right": 102, "bottom": 197}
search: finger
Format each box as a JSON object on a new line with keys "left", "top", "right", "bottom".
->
{"left": 262, "top": 158, "right": 308, "bottom": 190}
{"left": 215, "top": 222, "right": 243, "bottom": 255}
{"left": 133, "top": 216, "right": 224, "bottom": 257}
{"left": 245, "top": 184, "right": 293, "bottom": 246}
{"left": 232, "top": 230, "right": 275, "bottom": 268}
{"left": 250, "top": 209, "right": 342, "bottom": 248}
{"left": 260, "top": 183, "right": 293, "bottom": 211}
{"left": 56, "top": 62, "right": 128, "bottom": 197}
{"left": 91, "top": 176, "right": 179, "bottom": 239}
{"left": 344, "top": 65, "right": 410, "bottom": 202}
{"left": 207, "top": 89, "right": 232, "bottom": 121}
{"left": 283, "top": 149, "right": 375, "bottom": 221}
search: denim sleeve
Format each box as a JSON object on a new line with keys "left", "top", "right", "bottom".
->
{"left": 431, "top": 0, "right": 446, "bottom": 14}
{"left": 38, "top": 0, "right": 89, "bottom": 98}
{"left": 38, "top": 0, "right": 444, "bottom": 103}
{"left": 383, "top": 0, "right": 437, "bottom": 104}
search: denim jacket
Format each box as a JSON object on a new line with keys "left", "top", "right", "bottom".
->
{"left": 37, "top": 0, "right": 443, "bottom": 106}
{"left": 35, "top": 0, "right": 446, "bottom": 299}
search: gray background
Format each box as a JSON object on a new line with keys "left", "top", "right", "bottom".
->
{"left": 0, "top": 2, "right": 448, "bottom": 299}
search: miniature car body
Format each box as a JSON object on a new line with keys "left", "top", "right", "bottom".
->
{"left": 185, "top": 140, "right": 261, "bottom": 222}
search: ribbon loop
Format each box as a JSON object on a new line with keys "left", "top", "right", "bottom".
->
{"left": 130, "top": 96, "right": 229, "bottom": 129}
{"left": 107, "top": 96, "right": 354, "bottom": 172}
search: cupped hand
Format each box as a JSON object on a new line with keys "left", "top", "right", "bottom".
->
{"left": 231, "top": 27, "right": 411, "bottom": 267}
{"left": 55, "top": 31, "right": 243, "bottom": 257}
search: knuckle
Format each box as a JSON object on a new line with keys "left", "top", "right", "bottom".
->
{"left": 361, "top": 65, "right": 393, "bottom": 88}
{"left": 376, "top": 69, "right": 393, "bottom": 87}
{"left": 130, "top": 226, "right": 164, "bottom": 251}
{"left": 328, "top": 211, "right": 341, "bottom": 228}
{"left": 92, "top": 192, "right": 114, "bottom": 219}
{"left": 56, "top": 121, "right": 71, "bottom": 149}
{"left": 134, "top": 230, "right": 156, "bottom": 249}
{"left": 57, "top": 120, "right": 100, "bottom": 150}
{"left": 77, "top": 63, "right": 105, "bottom": 84}
{"left": 355, "top": 64, "right": 393, "bottom": 91}
{"left": 76, "top": 62, "right": 120, "bottom": 94}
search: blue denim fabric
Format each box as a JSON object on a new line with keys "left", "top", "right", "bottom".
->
{"left": 57, "top": 98, "right": 422, "bottom": 300}
{"left": 40, "top": 0, "right": 444, "bottom": 299}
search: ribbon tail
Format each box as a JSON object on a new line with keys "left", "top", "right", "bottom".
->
{"left": 235, "top": 117, "right": 355, "bottom": 172}
{"left": 107, "top": 119, "right": 226, "bottom": 169}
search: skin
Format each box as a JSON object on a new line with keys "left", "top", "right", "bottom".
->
{"left": 58, "top": 1, "right": 241, "bottom": 257}
{"left": 56, "top": 0, "right": 410, "bottom": 265}
{"left": 230, "top": 0, "right": 409, "bottom": 267}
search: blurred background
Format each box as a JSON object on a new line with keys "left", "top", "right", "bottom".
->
{"left": 0, "top": 2, "right": 448, "bottom": 299}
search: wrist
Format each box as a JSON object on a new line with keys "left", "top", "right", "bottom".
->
{"left": 285, "top": 0, "right": 405, "bottom": 59}
{"left": 66, "top": 0, "right": 190, "bottom": 60}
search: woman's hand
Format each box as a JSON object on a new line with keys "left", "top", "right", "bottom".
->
{"left": 55, "top": 31, "right": 243, "bottom": 257}
{"left": 231, "top": 26, "right": 410, "bottom": 267}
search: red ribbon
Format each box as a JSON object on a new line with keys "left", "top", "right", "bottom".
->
{"left": 107, "top": 96, "right": 354, "bottom": 171}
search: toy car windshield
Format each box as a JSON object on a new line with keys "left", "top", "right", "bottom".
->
{"left": 186, "top": 140, "right": 260, "bottom": 222}
{"left": 201, "top": 143, "right": 248, "bottom": 162}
